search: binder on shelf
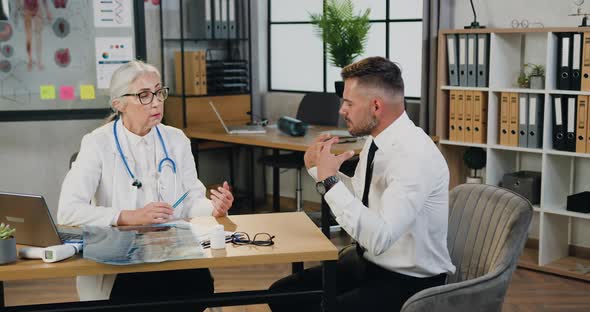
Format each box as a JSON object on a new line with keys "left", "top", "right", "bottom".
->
{"left": 188, "top": 0, "right": 213, "bottom": 39}
{"left": 220, "top": 0, "right": 229, "bottom": 38}
{"left": 509, "top": 93, "right": 519, "bottom": 147}
{"left": 576, "top": 95, "right": 588, "bottom": 153}
{"left": 582, "top": 32, "right": 590, "bottom": 91}
{"left": 500, "top": 92, "right": 510, "bottom": 146}
{"left": 458, "top": 34, "right": 468, "bottom": 86}
{"left": 446, "top": 34, "right": 459, "bottom": 86}
{"left": 472, "top": 91, "right": 488, "bottom": 144}
{"left": 456, "top": 90, "right": 465, "bottom": 141}
{"left": 174, "top": 51, "right": 200, "bottom": 95}
{"left": 449, "top": 90, "right": 457, "bottom": 141}
{"left": 566, "top": 96, "right": 577, "bottom": 151}
{"left": 518, "top": 93, "right": 529, "bottom": 148}
{"left": 572, "top": 33, "right": 583, "bottom": 91}
{"left": 464, "top": 91, "right": 474, "bottom": 142}
{"left": 213, "top": 0, "right": 222, "bottom": 38}
{"left": 228, "top": 0, "right": 237, "bottom": 38}
{"left": 557, "top": 33, "right": 572, "bottom": 90}
{"left": 527, "top": 94, "right": 544, "bottom": 149}
{"left": 198, "top": 50, "right": 207, "bottom": 95}
{"left": 466, "top": 34, "right": 477, "bottom": 87}
{"left": 552, "top": 95, "right": 566, "bottom": 150}
{"left": 476, "top": 34, "right": 490, "bottom": 87}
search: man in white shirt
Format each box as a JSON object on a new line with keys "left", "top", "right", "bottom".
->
{"left": 269, "top": 56, "right": 455, "bottom": 312}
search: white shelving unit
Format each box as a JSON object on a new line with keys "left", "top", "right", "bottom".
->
{"left": 436, "top": 27, "right": 590, "bottom": 281}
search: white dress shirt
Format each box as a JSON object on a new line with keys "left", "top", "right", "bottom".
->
{"left": 309, "top": 112, "right": 456, "bottom": 277}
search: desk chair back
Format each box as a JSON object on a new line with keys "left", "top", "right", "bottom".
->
{"left": 401, "top": 184, "right": 532, "bottom": 312}
{"left": 295, "top": 93, "right": 341, "bottom": 126}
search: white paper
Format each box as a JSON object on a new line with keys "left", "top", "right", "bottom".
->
{"left": 478, "top": 37, "right": 485, "bottom": 65}
{"left": 555, "top": 98, "right": 563, "bottom": 126}
{"left": 95, "top": 37, "right": 134, "bottom": 89}
{"left": 568, "top": 97, "right": 575, "bottom": 132}
{"left": 468, "top": 38, "right": 475, "bottom": 64}
{"left": 573, "top": 34, "right": 582, "bottom": 70}
{"left": 529, "top": 97, "right": 537, "bottom": 125}
{"left": 519, "top": 95, "right": 527, "bottom": 125}
{"left": 447, "top": 37, "right": 455, "bottom": 65}
{"left": 94, "top": 0, "right": 133, "bottom": 28}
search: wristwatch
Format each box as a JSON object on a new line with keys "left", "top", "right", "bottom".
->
{"left": 316, "top": 175, "right": 340, "bottom": 195}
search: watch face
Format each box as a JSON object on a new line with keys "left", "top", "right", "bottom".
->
{"left": 316, "top": 181, "right": 326, "bottom": 195}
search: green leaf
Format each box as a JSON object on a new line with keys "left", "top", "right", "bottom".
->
{"left": 309, "top": 0, "right": 371, "bottom": 68}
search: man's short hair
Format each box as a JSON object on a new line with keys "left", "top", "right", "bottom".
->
{"left": 340, "top": 56, "right": 404, "bottom": 97}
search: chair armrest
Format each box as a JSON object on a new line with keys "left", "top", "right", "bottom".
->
{"left": 400, "top": 266, "right": 512, "bottom": 312}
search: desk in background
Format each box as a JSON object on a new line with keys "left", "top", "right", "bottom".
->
{"left": 0, "top": 213, "right": 338, "bottom": 311}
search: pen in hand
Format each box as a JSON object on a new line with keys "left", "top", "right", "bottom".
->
{"left": 172, "top": 191, "right": 190, "bottom": 208}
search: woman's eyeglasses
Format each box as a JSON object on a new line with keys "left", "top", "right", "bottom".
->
{"left": 231, "top": 232, "right": 275, "bottom": 246}
{"left": 121, "top": 87, "right": 169, "bottom": 105}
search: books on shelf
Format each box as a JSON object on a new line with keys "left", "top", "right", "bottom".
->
{"left": 174, "top": 50, "right": 207, "bottom": 95}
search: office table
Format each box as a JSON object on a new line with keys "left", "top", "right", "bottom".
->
{"left": 0, "top": 212, "right": 338, "bottom": 311}
{"left": 185, "top": 124, "right": 366, "bottom": 239}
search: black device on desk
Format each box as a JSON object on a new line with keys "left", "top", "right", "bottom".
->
{"left": 278, "top": 116, "right": 308, "bottom": 137}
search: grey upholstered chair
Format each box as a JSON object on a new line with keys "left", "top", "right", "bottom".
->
{"left": 401, "top": 184, "right": 533, "bottom": 312}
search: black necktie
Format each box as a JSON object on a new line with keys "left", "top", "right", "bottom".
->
{"left": 361, "top": 140, "right": 378, "bottom": 206}
{"left": 357, "top": 140, "right": 378, "bottom": 257}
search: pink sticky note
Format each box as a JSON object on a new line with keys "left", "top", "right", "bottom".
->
{"left": 59, "top": 85, "right": 75, "bottom": 100}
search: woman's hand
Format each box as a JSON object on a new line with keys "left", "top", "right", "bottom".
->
{"left": 211, "top": 181, "right": 233, "bottom": 217}
{"left": 117, "top": 202, "right": 174, "bottom": 225}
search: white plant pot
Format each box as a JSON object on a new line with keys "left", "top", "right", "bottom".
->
{"left": 466, "top": 177, "right": 483, "bottom": 184}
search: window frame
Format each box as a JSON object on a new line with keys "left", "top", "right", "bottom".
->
{"left": 267, "top": 0, "right": 423, "bottom": 100}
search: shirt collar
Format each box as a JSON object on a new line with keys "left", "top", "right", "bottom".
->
{"left": 371, "top": 111, "right": 411, "bottom": 150}
{"left": 121, "top": 121, "right": 154, "bottom": 148}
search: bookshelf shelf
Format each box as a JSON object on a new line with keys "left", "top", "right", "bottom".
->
{"left": 437, "top": 27, "right": 590, "bottom": 280}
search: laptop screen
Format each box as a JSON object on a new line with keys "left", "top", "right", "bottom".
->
{"left": 208, "top": 101, "right": 230, "bottom": 133}
{"left": 0, "top": 192, "right": 62, "bottom": 247}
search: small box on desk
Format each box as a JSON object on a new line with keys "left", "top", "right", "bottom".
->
{"left": 567, "top": 192, "right": 590, "bottom": 213}
{"left": 501, "top": 171, "right": 541, "bottom": 205}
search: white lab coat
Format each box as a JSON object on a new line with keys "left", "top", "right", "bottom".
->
{"left": 58, "top": 120, "right": 214, "bottom": 301}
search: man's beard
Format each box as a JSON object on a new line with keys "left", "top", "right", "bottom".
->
{"left": 347, "top": 112, "right": 377, "bottom": 137}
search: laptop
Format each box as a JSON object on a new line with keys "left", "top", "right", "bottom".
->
{"left": 209, "top": 101, "right": 266, "bottom": 134}
{"left": 0, "top": 192, "right": 82, "bottom": 247}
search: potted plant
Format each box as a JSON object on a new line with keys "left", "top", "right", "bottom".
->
{"left": 310, "top": 0, "right": 371, "bottom": 96}
{"left": 463, "top": 147, "right": 486, "bottom": 184}
{"left": 528, "top": 63, "right": 545, "bottom": 89}
{"left": 0, "top": 223, "right": 16, "bottom": 264}
{"left": 516, "top": 63, "right": 545, "bottom": 89}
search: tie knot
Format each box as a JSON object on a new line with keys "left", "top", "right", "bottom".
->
{"left": 369, "top": 140, "right": 378, "bottom": 155}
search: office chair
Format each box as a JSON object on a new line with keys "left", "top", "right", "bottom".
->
{"left": 69, "top": 152, "right": 78, "bottom": 169}
{"left": 400, "top": 184, "right": 533, "bottom": 312}
{"left": 259, "top": 93, "right": 341, "bottom": 212}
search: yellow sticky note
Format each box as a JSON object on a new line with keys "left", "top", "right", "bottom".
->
{"left": 40, "top": 85, "right": 56, "bottom": 100}
{"left": 80, "top": 85, "right": 96, "bottom": 100}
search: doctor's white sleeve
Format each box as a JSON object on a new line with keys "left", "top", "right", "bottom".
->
{"left": 58, "top": 134, "right": 121, "bottom": 226}
{"left": 178, "top": 135, "right": 214, "bottom": 218}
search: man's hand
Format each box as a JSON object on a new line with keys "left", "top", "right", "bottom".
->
{"left": 304, "top": 133, "right": 331, "bottom": 169}
{"left": 211, "top": 181, "right": 233, "bottom": 217}
{"left": 316, "top": 137, "right": 355, "bottom": 181}
{"left": 117, "top": 202, "right": 174, "bottom": 226}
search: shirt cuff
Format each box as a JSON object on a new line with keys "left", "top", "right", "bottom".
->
{"left": 324, "top": 181, "right": 357, "bottom": 219}
{"left": 110, "top": 210, "right": 122, "bottom": 226}
{"left": 307, "top": 167, "right": 319, "bottom": 181}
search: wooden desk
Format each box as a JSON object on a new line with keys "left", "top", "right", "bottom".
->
{"left": 0, "top": 213, "right": 338, "bottom": 311}
{"left": 184, "top": 124, "right": 366, "bottom": 154}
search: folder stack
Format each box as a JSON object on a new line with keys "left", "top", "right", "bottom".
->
{"left": 174, "top": 50, "right": 209, "bottom": 95}
{"left": 499, "top": 92, "right": 544, "bottom": 148}
{"left": 206, "top": 59, "right": 249, "bottom": 95}
{"left": 556, "top": 32, "right": 584, "bottom": 91}
{"left": 448, "top": 90, "right": 487, "bottom": 143}
{"left": 447, "top": 34, "right": 489, "bottom": 87}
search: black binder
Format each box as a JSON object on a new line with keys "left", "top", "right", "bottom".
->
{"left": 557, "top": 33, "right": 573, "bottom": 90}
{"left": 572, "top": 33, "right": 583, "bottom": 91}
{"left": 552, "top": 94, "right": 566, "bottom": 150}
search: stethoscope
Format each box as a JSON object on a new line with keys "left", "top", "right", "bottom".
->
{"left": 113, "top": 118, "right": 177, "bottom": 199}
